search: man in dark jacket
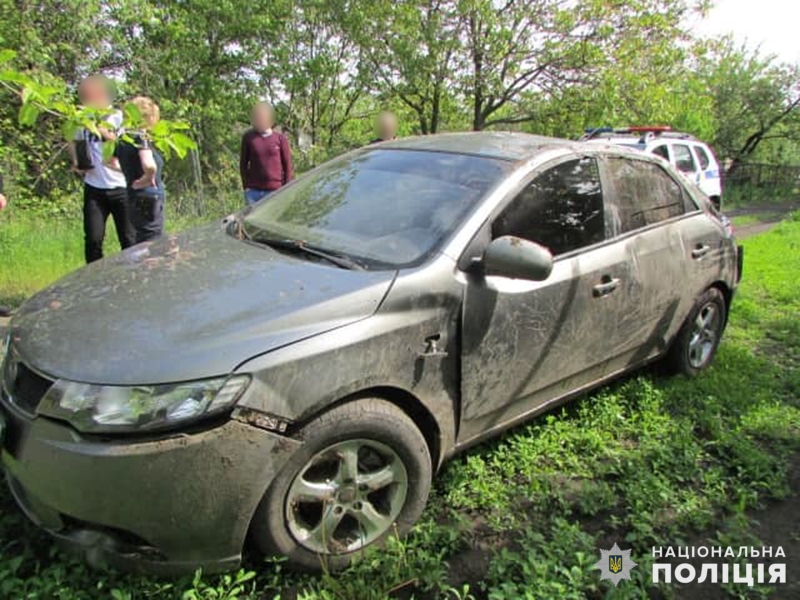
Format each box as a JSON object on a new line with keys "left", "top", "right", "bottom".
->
{"left": 239, "top": 102, "right": 294, "bottom": 205}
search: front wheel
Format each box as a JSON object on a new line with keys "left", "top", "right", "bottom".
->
{"left": 667, "top": 287, "right": 727, "bottom": 376}
{"left": 250, "top": 398, "right": 432, "bottom": 571}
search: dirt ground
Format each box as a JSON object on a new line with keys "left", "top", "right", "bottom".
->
{"left": 727, "top": 203, "right": 799, "bottom": 239}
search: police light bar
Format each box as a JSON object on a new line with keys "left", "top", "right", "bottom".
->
{"left": 626, "top": 126, "right": 673, "bottom": 133}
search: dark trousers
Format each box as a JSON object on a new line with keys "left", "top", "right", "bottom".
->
{"left": 130, "top": 190, "right": 165, "bottom": 243}
{"left": 83, "top": 183, "right": 135, "bottom": 263}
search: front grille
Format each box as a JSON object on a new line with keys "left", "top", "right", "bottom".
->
{"left": 3, "top": 352, "right": 54, "bottom": 414}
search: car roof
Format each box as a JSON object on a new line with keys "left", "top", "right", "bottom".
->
{"left": 376, "top": 132, "right": 587, "bottom": 162}
{"left": 583, "top": 137, "right": 648, "bottom": 149}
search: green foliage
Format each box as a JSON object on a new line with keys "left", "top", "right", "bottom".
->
{"left": 1, "top": 0, "right": 799, "bottom": 210}
{"left": 180, "top": 570, "right": 257, "bottom": 600}
{"left": 700, "top": 37, "right": 800, "bottom": 170}
{"left": 0, "top": 49, "right": 196, "bottom": 160}
{"left": 485, "top": 520, "right": 601, "bottom": 600}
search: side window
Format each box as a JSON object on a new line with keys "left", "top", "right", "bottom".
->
{"left": 606, "top": 158, "right": 686, "bottom": 232}
{"left": 492, "top": 158, "right": 604, "bottom": 256}
{"left": 672, "top": 144, "right": 697, "bottom": 173}
{"left": 652, "top": 145, "right": 669, "bottom": 161}
{"left": 694, "top": 145, "right": 711, "bottom": 170}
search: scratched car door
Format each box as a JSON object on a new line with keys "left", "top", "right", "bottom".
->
{"left": 458, "top": 157, "right": 633, "bottom": 443}
{"left": 601, "top": 157, "right": 691, "bottom": 360}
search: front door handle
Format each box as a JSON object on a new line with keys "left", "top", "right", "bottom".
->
{"left": 593, "top": 276, "right": 620, "bottom": 298}
{"left": 692, "top": 244, "right": 710, "bottom": 259}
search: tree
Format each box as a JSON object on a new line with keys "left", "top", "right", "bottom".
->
{"left": 701, "top": 38, "right": 800, "bottom": 173}
{"left": 0, "top": 50, "right": 195, "bottom": 158}
{"left": 460, "top": 0, "right": 703, "bottom": 132}
{"left": 257, "top": 0, "right": 370, "bottom": 165}
{"left": 0, "top": 0, "right": 130, "bottom": 196}
{"left": 340, "top": 0, "right": 463, "bottom": 134}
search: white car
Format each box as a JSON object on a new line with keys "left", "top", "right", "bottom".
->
{"left": 582, "top": 127, "right": 723, "bottom": 209}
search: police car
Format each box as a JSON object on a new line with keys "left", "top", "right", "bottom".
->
{"left": 582, "top": 126, "right": 723, "bottom": 209}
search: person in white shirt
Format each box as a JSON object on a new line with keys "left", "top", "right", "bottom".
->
{"left": 68, "top": 74, "right": 134, "bottom": 263}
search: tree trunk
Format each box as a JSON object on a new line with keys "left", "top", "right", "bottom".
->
{"left": 470, "top": 14, "right": 484, "bottom": 131}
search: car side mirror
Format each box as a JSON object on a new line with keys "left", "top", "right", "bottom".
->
{"left": 482, "top": 236, "right": 553, "bottom": 281}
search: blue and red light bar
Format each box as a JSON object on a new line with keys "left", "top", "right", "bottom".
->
{"left": 583, "top": 125, "right": 673, "bottom": 134}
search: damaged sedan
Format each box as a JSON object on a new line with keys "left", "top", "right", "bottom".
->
{"left": 0, "top": 132, "right": 742, "bottom": 574}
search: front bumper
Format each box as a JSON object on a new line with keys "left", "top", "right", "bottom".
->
{"left": 0, "top": 400, "right": 301, "bottom": 575}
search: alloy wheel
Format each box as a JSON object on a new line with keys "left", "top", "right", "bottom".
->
{"left": 285, "top": 439, "right": 408, "bottom": 555}
{"left": 687, "top": 302, "right": 721, "bottom": 368}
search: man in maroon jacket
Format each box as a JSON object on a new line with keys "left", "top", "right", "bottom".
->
{"left": 239, "top": 102, "right": 294, "bottom": 205}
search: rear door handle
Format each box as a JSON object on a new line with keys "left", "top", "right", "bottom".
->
{"left": 692, "top": 244, "right": 710, "bottom": 259}
{"left": 593, "top": 276, "right": 620, "bottom": 298}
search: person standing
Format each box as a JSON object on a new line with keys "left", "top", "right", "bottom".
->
{"left": 69, "top": 74, "right": 134, "bottom": 263}
{"left": 239, "top": 102, "right": 294, "bottom": 205}
{"left": 0, "top": 171, "right": 6, "bottom": 211}
{"left": 0, "top": 171, "right": 9, "bottom": 317}
{"left": 115, "top": 96, "right": 166, "bottom": 243}
{"left": 370, "top": 111, "right": 398, "bottom": 144}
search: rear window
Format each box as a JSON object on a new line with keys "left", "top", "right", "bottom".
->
{"left": 672, "top": 144, "right": 697, "bottom": 173}
{"left": 606, "top": 158, "right": 686, "bottom": 232}
{"left": 694, "top": 145, "right": 711, "bottom": 170}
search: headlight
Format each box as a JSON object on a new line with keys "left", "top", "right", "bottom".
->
{"left": 37, "top": 375, "right": 250, "bottom": 433}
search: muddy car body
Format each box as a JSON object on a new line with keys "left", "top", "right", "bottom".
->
{"left": 0, "top": 133, "right": 741, "bottom": 573}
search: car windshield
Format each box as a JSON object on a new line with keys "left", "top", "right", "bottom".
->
{"left": 241, "top": 149, "right": 512, "bottom": 269}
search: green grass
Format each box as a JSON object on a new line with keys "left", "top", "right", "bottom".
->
{"left": 0, "top": 210, "right": 205, "bottom": 307}
{"left": 1, "top": 215, "right": 799, "bottom": 599}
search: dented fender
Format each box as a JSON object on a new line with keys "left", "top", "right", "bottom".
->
{"left": 234, "top": 255, "right": 464, "bottom": 466}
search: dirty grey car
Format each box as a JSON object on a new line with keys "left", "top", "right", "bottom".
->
{"left": 0, "top": 133, "right": 742, "bottom": 574}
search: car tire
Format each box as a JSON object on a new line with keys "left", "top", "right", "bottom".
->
{"left": 250, "top": 398, "right": 432, "bottom": 571}
{"left": 667, "top": 287, "right": 727, "bottom": 377}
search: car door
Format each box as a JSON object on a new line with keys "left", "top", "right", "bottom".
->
{"left": 602, "top": 156, "right": 694, "bottom": 361}
{"left": 675, "top": 185, "right": 729, "bottom": 303}
{"left": 458, "top": 156, "right": 636, "bottom": 442}
{"left": 691, "top": 144, "right": 721, "bottom": 200}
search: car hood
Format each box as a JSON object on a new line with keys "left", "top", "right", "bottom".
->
{"left": 11, "top": 223, "right": 396, "bottom": 385}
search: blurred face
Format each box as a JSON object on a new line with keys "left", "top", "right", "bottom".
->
{"left": 78, "top": 77, "right": 111, "bottom": 109}
{"left": 376, "top": 112, "right": 397, "bottom": 141}
{"left": 252, "top": 104, "right": 274, "bottom": 132}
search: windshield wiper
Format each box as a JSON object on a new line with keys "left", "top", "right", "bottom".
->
{"left": 251, "top": 235, "right": 365, "bottom": 270}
